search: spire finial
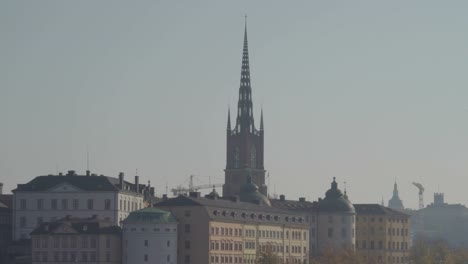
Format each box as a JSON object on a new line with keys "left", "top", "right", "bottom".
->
{"left": 343, "top": 181, "right": 348, "bottom": 200}
{"left": 260, "top": 107, "right": 264, "bottom": 130}
{"left": 234, "top": 15, "right": 255, "bottom": 134}
{"left": 227, "top": 107, "right": 231, "bottom": 131}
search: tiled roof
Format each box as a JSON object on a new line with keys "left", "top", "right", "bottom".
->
{"left": 13, "top": 173, "right": 145, "bottom": 194}
{"left": 155, "top": 195, "right": 309, "bottom": 227}
{"left": 354, "top": 204, "right": 410, "bottom": 217}
{"left": 270, "top": 199, "right": 316, "bottom": 212}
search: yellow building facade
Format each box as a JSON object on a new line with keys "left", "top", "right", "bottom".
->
{"left": 354, "top": 204, "right": 410, "bottom": 264}
{"left": 156, "top": 192, "right": 309, "bottom": 264}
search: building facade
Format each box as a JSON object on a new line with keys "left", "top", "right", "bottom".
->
{"left": 355, "top": 204, "right": 411, "bottom": 264}
{"left": 315, "top": 178, "right": 356, "bottom": 254}
{"left": 122, "top": 207, "right": 178, "bottom": 264}
{"left": 271, "top": 178, "right": 356, "bottom": 258}
{"left": 0, "top": 194, "right": 13, "bottom": 263}
{"left": 30, "top": 216, "right": 121, "bottom": 264}
{"left": 155, "top": 190, "right": 309, "bottom": 264}
{"left": 12, "top": 170, "right": 153, "bottom": 240}
{"left": 407, "top": 193, "right": 468, "bottom": 247}
{"left": 224, "top": 22, "right": 267, "bottom": 197}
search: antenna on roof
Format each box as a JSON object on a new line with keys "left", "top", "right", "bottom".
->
{"left": 165, "top": 182, "right": 168, "bottom": 196}
{"left": 86, "top": 145, "right": 90, "bottom": 171}
{"left": 86, "top": 146, "right": 91, "bottom": 176}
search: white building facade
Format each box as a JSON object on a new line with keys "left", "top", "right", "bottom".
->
{"left": 122, "top": 207, "right": 177, "bottom": 264}
{"left": 12, "top": 170, "right": 151, "bottom": 240}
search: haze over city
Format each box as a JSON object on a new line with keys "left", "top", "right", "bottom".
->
{"left": 3, "top": 0, "right": 468, "bottom": 209}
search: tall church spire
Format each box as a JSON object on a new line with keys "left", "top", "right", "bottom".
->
{"left": 224, "top": 19, "right": 267, "bottom": 198}
{"left": 235, "top": 16, "right": 256, "bottom": 134}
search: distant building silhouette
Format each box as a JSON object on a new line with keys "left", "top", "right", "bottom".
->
{"left": 223, "top": 21, "right": 266, "bottom": 197}
{"left": 388, "top": 181, "right": 404, "bottom": 210}
{"left": 407, "top": 193, "right": 468, "bottom": 247}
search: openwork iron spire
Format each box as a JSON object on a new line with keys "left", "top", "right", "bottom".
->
{"left": 235, "top": 17, "right": 256, "bottom": 134}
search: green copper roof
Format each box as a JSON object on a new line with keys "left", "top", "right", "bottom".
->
{"left": 239, "top": 176, "right": 271, "bottom": 207}
{"left": 123, "top": 207, "right": 177, "bottom": 224}
{"left": 317, "top": 178, "right": 355, "bottom": 213}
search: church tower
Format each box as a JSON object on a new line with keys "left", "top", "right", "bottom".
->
{"left": 223, "top": 20, "right": 267, "bottom": 197}
{"left": 388, "top": 180, "right": 404, "bottom": 210}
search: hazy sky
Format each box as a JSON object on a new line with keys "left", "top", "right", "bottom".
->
{"left": 2, "top": 1, "right": 468, "bottom": 209}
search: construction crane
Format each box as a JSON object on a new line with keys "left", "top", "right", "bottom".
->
{"left": 412, "top": 182, "right": 425, "bottom": 209}
{"left": 171, "top": 175, "right": 223, "bottom": 196}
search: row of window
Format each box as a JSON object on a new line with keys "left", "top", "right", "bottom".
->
{"left": 212, "top": 210, "right": 306, "bottom": 223}
{"left": 19, "top": 198, "right": 142, "bottom": 212}
{"left": 124, "top": 239, "right": 172, "bottom": 248}
{"left": 327, "top": 215, "right": 355, "bottom": 224}
{"left": 357, "top": 216, "right": 408, "bottom": 223}
{"left": 356, "top": 240, "right": 409, "bottom": 251}
{"left": 210, "top": 227, "right": 307, "bottom": 241}
{"left": 141, "top": 254, "right": 171, "bottom": 262}
{"left": 0, "top": 217, "right": 11, "bottom": 225}
{"left": 327, "top": 227, "right": 355, "bottom": 239}
{"left": 124, "top": 227, "right": 175, "bottom": 232}
{"left": 20, "top": 216, "right": 111, "bottom": 228}
{"left": 210, "top": 240, "right": 306, "bottom": 255}
{"left": 32, "top": 236, "right": 110, "bottom": 249}
{"left": 209, "top": 255, "right": 306, "bottom": 264}
{"left": 356, "top": 226, "right": 409, "bottom": 237}
{"left": 210, "top": 241, "right": 243, "bottom": 251}
{"left": 19, "top": 198, "right": 111, "bottom": 210}
{"left": 119, "top": 199, "right": 142, "bottom": 212}
{"left": 33, "top": 251, "right": 111, "bottom": 262}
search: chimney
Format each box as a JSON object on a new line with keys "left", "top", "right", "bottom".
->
{"left": 135, "top": 175, "right": 140, "bottom": 193}
{"left": 119, "top": 172, "right": 124, "bottom": 190}
{"left": 86, "top": 170, "right": 90, "bottom": 176}
{"left": 0, "top": 182, "right": 3, "bottom": 195}
{"left": 189, "top": 192, "right": 201, "bottom": 199}
{"left": 299, "top": 197, "right": 306, "bottom": 202}
{"left": 58, "top": 172, "right": 63, "bottom": 176}
{"left": 67, "top": 170, "right": 75, "bottom": 176}
{"left": 150, "top": 187, "right": 155, "bottom": 197}
{"left": 162, "top": 194, "right": 168, "bottom": 200}
{"left": 280, "top": 195, "right": 285, "bottom": 201}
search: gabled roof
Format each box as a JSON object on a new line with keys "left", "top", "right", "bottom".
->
{"left": 13, "top": 173, "right": 145, "bottom": 194}
{"left": 155, "top": 195, "right": 310, "bottom": 227}
{"left": 354, "top": 204, "right": 410, "bottom": 217}
{"left": 270, "top": 199, "right": 316, "bottom": 212}
{"left": 156, "top": 195, "right": 290, "bottom": 214}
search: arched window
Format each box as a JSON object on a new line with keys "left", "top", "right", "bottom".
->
{"left": 250, "top": 146, "right": 256, "bottom": 168}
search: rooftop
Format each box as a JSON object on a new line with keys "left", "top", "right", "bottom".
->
{"left": 354, "top": 204, "right": 410, "bottom": 217}
{"left": 13, "top": 170, "right": 146, "bottom": 194}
